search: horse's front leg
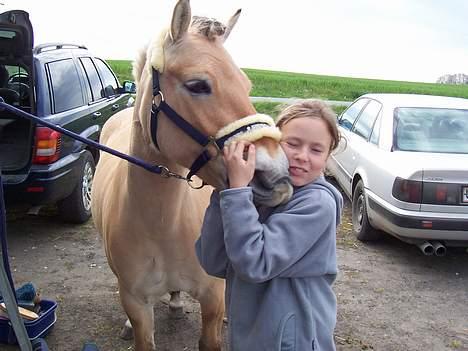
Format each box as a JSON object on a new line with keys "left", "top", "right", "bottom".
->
{"left": 195, "top": 280, "right": 225, "bottom": 351}
{"left": 119, "top": 286, "right": 156, "bottom": 351}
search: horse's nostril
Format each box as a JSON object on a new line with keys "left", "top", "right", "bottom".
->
{"left": 253, "top": 170, "right": 273, "bottom": 190}
{"left": 254, "top": 170, "right": 291, "bottom": 188}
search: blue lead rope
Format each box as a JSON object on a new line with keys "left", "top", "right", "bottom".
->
{"left": 0, "top": 100, "right": 185, "bottom": 178}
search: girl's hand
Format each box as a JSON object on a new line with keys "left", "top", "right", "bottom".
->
{"left": 223, "top": 141, "right": 256, "bottom": 188}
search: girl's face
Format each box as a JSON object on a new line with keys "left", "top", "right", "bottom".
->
{"left": 280, "top": 117, "right": 332, "bottom": 187}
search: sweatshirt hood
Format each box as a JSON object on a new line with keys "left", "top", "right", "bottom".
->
{"left": 307, "top": 176, "right": 343, "bottom": 226}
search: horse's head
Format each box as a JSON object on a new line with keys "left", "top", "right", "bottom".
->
{"left": 133, "top": 0, "right": 292, "bottom": 207}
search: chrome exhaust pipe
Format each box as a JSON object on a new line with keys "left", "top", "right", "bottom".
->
{"left": 417, "top": 241, "right": 434, "bottom": 255}
{"left": 431, "top": 241, "right": 446, "bottom": 257}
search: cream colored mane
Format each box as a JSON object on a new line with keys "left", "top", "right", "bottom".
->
{"left": 132, "top": 46, "right": 149, "bottom": 85}
{"left": 132, "top": 15, "right": 233, "bottom": 85}
{"left": 191, "top": 16, "right": 227, "bottom": 40}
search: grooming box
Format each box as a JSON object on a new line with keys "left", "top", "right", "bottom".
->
{"left": 0, "top": 299, "right": 57, "bottom": 344}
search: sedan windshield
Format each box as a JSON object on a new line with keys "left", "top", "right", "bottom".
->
{"left": 394, "top": 107, "right": 468, "bottom": 154}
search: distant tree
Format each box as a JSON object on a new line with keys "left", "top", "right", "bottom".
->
{"left": 436, "top": 73, "right": 468, "bottom": 84}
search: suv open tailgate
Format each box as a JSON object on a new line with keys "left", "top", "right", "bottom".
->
{"left": 0, "top": 10, "right": 34, "bottom": 174}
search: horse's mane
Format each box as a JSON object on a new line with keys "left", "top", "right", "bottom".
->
{"left": 132, "top": 16, "right": 226, "bottom": 85}
{"left": 132, "top": 45, "right": 148, "bottom": 85}
{"left": 190, "top": 16, "right": 226, "bottom": 40}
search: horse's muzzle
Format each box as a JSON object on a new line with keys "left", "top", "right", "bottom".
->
{"left": 250, "top": 174, "right": 293, "bottom": 207}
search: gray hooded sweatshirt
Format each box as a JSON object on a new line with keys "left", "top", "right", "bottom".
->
{"left": 195, "top": 176, "right": 343, "bottom": 351}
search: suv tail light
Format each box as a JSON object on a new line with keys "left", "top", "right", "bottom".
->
{"left": 392, "top": 177, "right": 422, "bottom": 203}
{"left": 33, "top": 127, "right": 62, "bottom": 164}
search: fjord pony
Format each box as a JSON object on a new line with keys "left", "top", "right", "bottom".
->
{"left": 91, "top": 1, "right": 292, "bottom": 350}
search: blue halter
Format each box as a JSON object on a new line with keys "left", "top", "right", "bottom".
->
{"left": 150, "top": 68, "right": 269, "bottom": 180}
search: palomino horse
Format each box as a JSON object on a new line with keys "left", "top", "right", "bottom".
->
{"left": 91, "top": 1, "right": 293, "bottom": 350}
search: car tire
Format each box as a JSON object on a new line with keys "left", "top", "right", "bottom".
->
{"left": 58, "top": 151, "right": 95, "bottom": 224}
{"left": 352, "top": 180, "right": 380, "bottom": 241}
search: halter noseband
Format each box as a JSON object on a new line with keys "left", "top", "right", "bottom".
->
{"left": 150, "top": 68, "right": 274, "bottom": 181}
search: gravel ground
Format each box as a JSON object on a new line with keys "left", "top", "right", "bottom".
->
{"left": 1, "top": 181, "right": 467, "bottom": 351}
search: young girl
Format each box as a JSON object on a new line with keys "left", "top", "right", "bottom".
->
{"left": 195, "top": 100, "right": 343, "bottom": 351}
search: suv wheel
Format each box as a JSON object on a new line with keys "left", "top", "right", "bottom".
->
{"left": 352, "top": 180, "right": 380, "bottom": 241}
{"left": 58, "top": 151, "right": 95, "bottom": 223}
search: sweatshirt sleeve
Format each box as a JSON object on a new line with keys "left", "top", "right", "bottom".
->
{"left": 195, "top": 190, "right": 229, "bottom": 279}
{"left": 219, "top": 187, "right": 336, "bottom": 283}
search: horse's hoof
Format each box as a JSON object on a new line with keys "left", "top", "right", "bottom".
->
{"left": 120, "top": 324, "right": 133, "bottom": 340}
{"left": 168, "top": 291, "right": 184, "bottom": 318}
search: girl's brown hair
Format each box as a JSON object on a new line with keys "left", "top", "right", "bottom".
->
{"left": 276, "top": 100, "right": 340, "bottom": 153}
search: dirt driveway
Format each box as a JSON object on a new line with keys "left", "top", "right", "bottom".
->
{"left": 2, "top": 184, "right": 468, "bottom": 351}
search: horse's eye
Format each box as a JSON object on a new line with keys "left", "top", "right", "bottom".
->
{"left": 184, "top": 80, "right": 212, "bottom": 95}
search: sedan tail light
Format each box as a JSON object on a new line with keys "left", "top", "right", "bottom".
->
{"left": 435, "top": 184, "right": 448, "bottom": 203}
{"left": 393, "top": 177, "right": 462, "bottom": 205}
{"left": 422, "top": 182, "right": 459, "bottom": 205}
{"left": 33, "top": 127, "right": 62, "bottom": 164}
{"left": 392, "top": 177, "right": 422, "bottom": 203}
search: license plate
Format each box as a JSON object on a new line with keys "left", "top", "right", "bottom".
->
{"left": 463, "top": 186, "right": 468, "bottom": 203}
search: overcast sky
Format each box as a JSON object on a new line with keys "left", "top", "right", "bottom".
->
{"left": 7, "top": 0, "right": 468, "bottom": 83}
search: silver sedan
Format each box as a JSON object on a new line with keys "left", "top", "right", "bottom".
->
{"left": 327, "top": 93, "right": 468, "bottom": 255}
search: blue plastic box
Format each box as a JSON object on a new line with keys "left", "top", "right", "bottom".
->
{"left": 0, "top": 299, "right": 57, "bottom": 344}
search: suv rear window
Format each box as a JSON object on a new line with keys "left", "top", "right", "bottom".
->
{"left": 395, "top": 107, "right": 468, "bottom": 154}
{"left": 0, "top": 30, "right": 16, "bottom": 39}
{"left": 47, "top": 59, "right": 84, "bottom": 113}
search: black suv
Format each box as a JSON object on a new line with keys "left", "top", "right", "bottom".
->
{"left": 0, "top": 10, "right": 135, "bottom": 223}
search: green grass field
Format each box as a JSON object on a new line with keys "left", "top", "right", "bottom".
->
{"left": 107, "top": 59, "right": 468, "bottom": 117}
{"left": 107, "top": 60, "right": 134, "bottom": 82}
{"left": 243, "top": 68, "right": 468, "bottom": 100}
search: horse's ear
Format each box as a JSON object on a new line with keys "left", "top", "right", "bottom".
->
{"left": 223, "top": 9, "right": 241, "bottom": 42}
{"left": 170, "top": 0, "right": 191, "bottom": 42}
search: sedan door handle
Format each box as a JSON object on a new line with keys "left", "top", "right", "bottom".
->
{"left": 92, "top": 111, "right": 102, "bottom": 119}
{"left": 112, "top": 104, "right": 119, "bottom": 111}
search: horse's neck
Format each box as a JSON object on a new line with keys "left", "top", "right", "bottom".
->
{"left": 128, "top": 115, "right": 157, "bottom": 163}
{"left": 128, "top": 77, "right": 154, "bottom": 162}
{"left": 127, "top": 118, "right": 188, "bottom": 201}
{"left": 126, "top": 73, "right": 191, "bottom": 205}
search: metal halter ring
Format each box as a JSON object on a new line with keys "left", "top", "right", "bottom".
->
{"left": 187, "top": 177, "right": 206, "bottom": 189}
{"left": 204, "top": 136, "right": 222, "bottom": 159}
{"left": 153, "top": 90, "right": 165, "bottom": 104}
{"left": 157, "top": 90, "right": 164, "bottom": 101}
